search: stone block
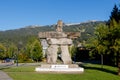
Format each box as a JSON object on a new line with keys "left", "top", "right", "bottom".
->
{"left": 47, "top": 38, "right": 72, "bottom": 45}
{"left": 38, "top": 32, "right": 67, "bottom": 38}
{"left": 46, "top": 45, "right": 58, "bottom": 64}
{"left": 61, "top": 45, "right": 72, "bottom": 64}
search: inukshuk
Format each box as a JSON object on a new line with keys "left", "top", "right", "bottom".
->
{"left": 38, "top": 20, "right": 79, "bottom": 64}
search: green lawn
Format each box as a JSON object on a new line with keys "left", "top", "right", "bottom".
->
{"left": 1, "top": 63, "right": 120, "bottom": 80}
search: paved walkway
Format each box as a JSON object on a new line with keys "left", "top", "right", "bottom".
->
{"left": 0, "top": 71, "right": 13, "bottom": 80}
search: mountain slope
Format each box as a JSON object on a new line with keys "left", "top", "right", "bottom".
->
{"left": 0, "top": 21, "right": 106, "bottom": 46}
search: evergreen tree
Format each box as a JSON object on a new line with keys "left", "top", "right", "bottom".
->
{"left": 26, "top": 37, "right": 43, "bottom": 62}
{"left": 109, "top": 4, "right": 120, "bottom": 75}
{"left": 25, "top": 36, "right": 37, "bottom": 60}
{"left": 89, "top": 4, "right": 120, "bottom": 75}
{"left": 109, "top": 21, "right": 120, "bottom": 75}
{"left": 109, "top": 4, "right": 120, "bottom": 23}
{"left": 30, "top": 39, "right": 43, "bottom": 62}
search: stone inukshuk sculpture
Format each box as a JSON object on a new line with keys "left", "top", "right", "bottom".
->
{"left": 38, "top": 20, "right": 80, "bottom": 64}
{"left": 56, "top": 20, "right": 63, "bottom": 32}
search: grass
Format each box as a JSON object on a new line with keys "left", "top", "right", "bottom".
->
{"left": 1, "top": 63, "right": 120, "bottom": 80}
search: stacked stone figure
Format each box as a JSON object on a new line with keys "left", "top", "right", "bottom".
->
{"left": 38, "top": 20, "right": 79, "bottom": 64}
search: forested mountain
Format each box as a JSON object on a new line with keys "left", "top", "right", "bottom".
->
{"left": 0, "top": 21, "right": 106, "bottom": 46}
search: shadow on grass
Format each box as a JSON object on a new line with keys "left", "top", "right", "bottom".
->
{"left": 78, "top": 63, "right": 118, "bottom": 75}
{"left": 0, "top": 67, "right": 10, "bottom": 70}
{"left": 0, "top": 63, "right": 13, "bottom": 70}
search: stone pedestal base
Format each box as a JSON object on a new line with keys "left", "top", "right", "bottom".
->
{"left": 35, "top": 64, "right": 84, "bottom": 73}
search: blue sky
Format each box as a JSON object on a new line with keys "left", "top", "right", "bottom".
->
{"left": 0, "top": 0, "right": 119, "bottom": 31}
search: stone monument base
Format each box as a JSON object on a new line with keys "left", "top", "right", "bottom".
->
{"left": 35, "top": 64, "right": 84, "bottom": 73}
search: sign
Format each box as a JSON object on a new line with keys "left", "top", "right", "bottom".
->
{"left": 51, "top": 65, "right": 68, "bottom": 69}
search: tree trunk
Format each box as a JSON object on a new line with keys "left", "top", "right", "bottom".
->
{"left": 118, "top": 64, "right": 120, "bottom": 75}
{"left": 118, "top": 54, "right": 120, "bottom": 75}
{"left": 101, "top": 54, "right": 103, "bottom": 68}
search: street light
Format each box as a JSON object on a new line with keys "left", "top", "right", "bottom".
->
{"left": 16, "top": 49, "right": 19, "bottom": 66}
{"left": 16, "top": 41, "right": 23, "bottom": 66}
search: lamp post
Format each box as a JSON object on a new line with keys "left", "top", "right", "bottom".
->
{"left": 16, "top": 41, "right": 23, "bottom": 66}
{"left": 0, "top": 49, "right": 3, "bottom": 59}
{"left": 16, "top": 48, "right": 19, "bottom": 66}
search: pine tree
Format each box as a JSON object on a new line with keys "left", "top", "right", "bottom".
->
{"left": 109, "top": 4, "right": 120, "bottom": 75}
{"left": 30, "top": 39, "right": 43, "bottom": 62}
{"left": 88, "top": 4, "right": 120, "bottom": 74}
{"left": 109, "top": 4, "right": 120, "bottom": 23}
